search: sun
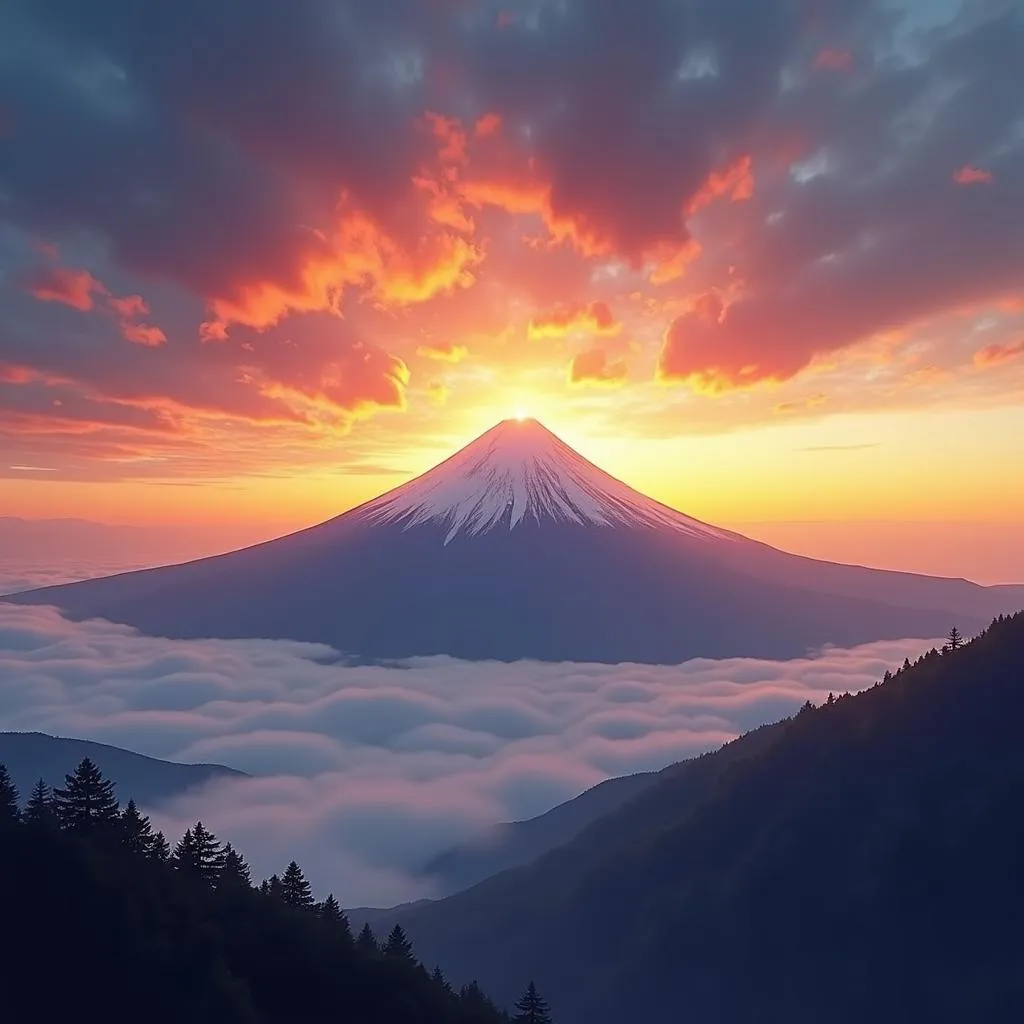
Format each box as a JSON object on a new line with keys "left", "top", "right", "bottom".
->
{"left": 514, "top": 407, "right": 528, "bottom": 421}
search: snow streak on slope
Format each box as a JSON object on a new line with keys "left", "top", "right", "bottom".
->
{"left": 360, "top": 419, "right": 733, "bottom": 544}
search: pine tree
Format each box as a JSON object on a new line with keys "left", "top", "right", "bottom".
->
{"left": 944, "top": 625, "right": 964, "bottom": 652}
{"left": 148, "top": 830, "right": 170, "bottom": 862}
{"left": 280, "top": 860, "right": 314, "bottom": 909}
{"left": 260, "top": 874, "right": 284, "bottom": 900}
{"left": 512, "top": 981, "right": 552, "bottom": 1024}
{"left": 0, "top": 763, "right": 19, "bottom": 824}
{"left": 173, "top": 827, "right": 198, "bottom": 871}
{"left": 52, "top": 757, "right": 119, "bottom": 831}
{"left": 317, "top": 894, "right": 352, "bottom": 939}
{"left": 432, "top": 965, "right": 453, "bottom": 994}
{"left": 120, "top": 799, "right": 155, "bottom": 856}
{"left": 356, "top": 923, "right": 378, "bottom": 955}
{"left": 219, "top": 843, "right": 252, "bottom": 889}
{"left": 191, "top": 821, "right": 226, "bottom": 886}
{"left": 22, "top": 778, "right": 55, "bottom": 828}
{"left": 383, "top": 923, "right": 416, "bottom": 962}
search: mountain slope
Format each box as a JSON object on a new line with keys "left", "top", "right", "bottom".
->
{"left": 6, "top": 420, "right": 1021, "bottom": 663}
{"left": 420, "top": 769, "right": 662, "bottom": 895}
{"left": 379, "top": 614, "right": 1024, "bottom": 1023}
{"left": 0, "top": 731, "right": 246, "bottom": 807}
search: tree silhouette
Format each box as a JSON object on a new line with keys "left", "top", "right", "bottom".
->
{"left": 120, "top": 799, "right": 155, "bottom": 856}
{"left": 219, "top": 843, "right": 252, "bottom": 889}
{"left": 281, "top": 860, "right": 314, "bottom": 908}
{"left": 384, "top": 923, "right": 416, "bottom": 962}
{"left": 148, "top": 830, "right": 170, "bottom": 862}
{"left": 512, "top": 981, "right": 552, "bottom": 1024}
{"left": 0, "top": 763, "right": 19, "bottom": 824}
{"left": 318, "top": 893, "right": 352, "bottom": 939}
{"left": 0, "top": 756, "right": 512, "bottom": 1024}
{"left": 53, "top": 757, "right": 119, "bottom": 831}
{"left": 356, "top": 922, "right": 378, "bottom": 955}
{"left": 260, "top": 873, "right": 284, "bottom": 900}
{"left": 173, "top": 826, "right": 198, "bottom": 870}
{"left": 944, "top": 625, "right": 964, "bottom": 652}
{"left": 22, "top": 778, "right": 55, "bottom": 828}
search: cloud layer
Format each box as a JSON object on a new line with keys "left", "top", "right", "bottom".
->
{"left": 2, "top": 1, "right": 1023, "bottom": 481}
{"left": 0, "top": 601, "right": 936, "bottom": 906}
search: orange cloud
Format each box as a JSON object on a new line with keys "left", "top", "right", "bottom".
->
{"left": 954, "top": 165, "right": 994, "bottom": 185}
{"left": 259, "top": 345, "right": 410, "bottom": 426}
{"left": 686, "top": 155, "right": 755, "bottom": 216}
{"left": 813, "top": 48, "right": 853, "bottom": 72}
{"left": 648, "top": 239, "right": 703, "bottom": 285}
{"left": 974, "top": 339, "right": 1024, "bottom": 367}
{"left": 200, "top": 210, "right": 481, "bottom": 339}
{"left": 416, "top": 341, "right": 468, "bottom": 363}
{"left": 413, "top": 175, "right": 476, "bottom": 234}
{"left": 20, "top": 265, "right": 106, "bottom": 311}
{"left": 120, "top": 322, "right": 168, "bottom": 347}
{"left": 528, "top": 300, "right": 621, "bottom": 340}
{"left": 568, "top": 348, "right": 628, "bottom": 386}
{"left": 657, "top": 291, "right": 783, "bottom": 394}
{"left": 423, "top": 110, "right": 468, "bottom": 166}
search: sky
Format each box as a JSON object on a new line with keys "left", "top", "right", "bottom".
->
{"left": 0, "top": 602, "right": 939, "bottom": 904}
{"left": 1, "top": 0, "right": 1023, "bottom": 578}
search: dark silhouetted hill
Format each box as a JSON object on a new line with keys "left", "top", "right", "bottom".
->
{"left": 376, "top": 614, "right": 1024, "bottom": 1024}
{"left": 0, "top": 760, "right": 509, "bottom": 1024}
{"left": 0, "top": 731, "right": 245, "bottom": 807}
{"left": 421, "top": 770, "right": 661, "bottom": 895}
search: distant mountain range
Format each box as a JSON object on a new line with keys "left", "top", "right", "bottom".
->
{"left": 359, "top": 612, "right": 1024, "bottom": 1023}
{"left": 6, "top": 419, "right": 1022, "bottom": 663}
{"left": 0, "top": 731, "right": 246, "bottom": 807}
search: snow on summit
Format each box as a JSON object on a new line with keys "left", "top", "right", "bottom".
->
{"left": 360, "top": 417, "right": 729, "bottom": 544}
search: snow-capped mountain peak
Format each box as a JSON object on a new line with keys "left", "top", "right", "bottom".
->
{"left": 359, "top": 417, "right": 730, "bottom": 544}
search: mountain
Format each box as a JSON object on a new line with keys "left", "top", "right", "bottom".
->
{"left": 0, "top": 731, "right": 246, "bottom": 806}
{"left": 368, "top": 613, "right": 1024, "bottom": 1023}
{"left": 5, "top": 419, "right": 1022, "bottom": 663}
{"left": 420, "top": 769, "right": 662, "bottom": 895}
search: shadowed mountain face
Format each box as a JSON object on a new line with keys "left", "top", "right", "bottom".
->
{"left": 0, "top": 731, "right": 246, "bottom": 807}
{"left": 364, "top": 612, "right": 1024, "bottom": 1024}
{"left": 421, "top": 770, "right": 663, "bottom": 896}
{"left": 5, "top": 420, "right": 1022, "bottom": 663}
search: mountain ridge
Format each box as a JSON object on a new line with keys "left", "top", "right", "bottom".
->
{"left": 0, "top": 731, "right": 247, "bottom": 808}
{"left": 367, "top": 613, "right": 1024, "bottom": 1023}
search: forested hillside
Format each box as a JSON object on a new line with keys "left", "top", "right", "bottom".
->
{"left": 388, "top": 615, "right": 1024, "bottom": 1024}
{"left": 0, "top": 759, "right": 525, "bottom": 1024}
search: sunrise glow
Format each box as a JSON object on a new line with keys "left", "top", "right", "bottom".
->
{"left": 0, "top": 0, "right": 1020, "bottom": 586}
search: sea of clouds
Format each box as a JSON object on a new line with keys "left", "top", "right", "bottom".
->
{"left": 0, "top": 600, "right": 938, "bottom": 907}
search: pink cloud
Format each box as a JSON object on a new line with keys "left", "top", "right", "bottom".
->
{"left": 953, "top": 165, "right": 994, "bottom": 185}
